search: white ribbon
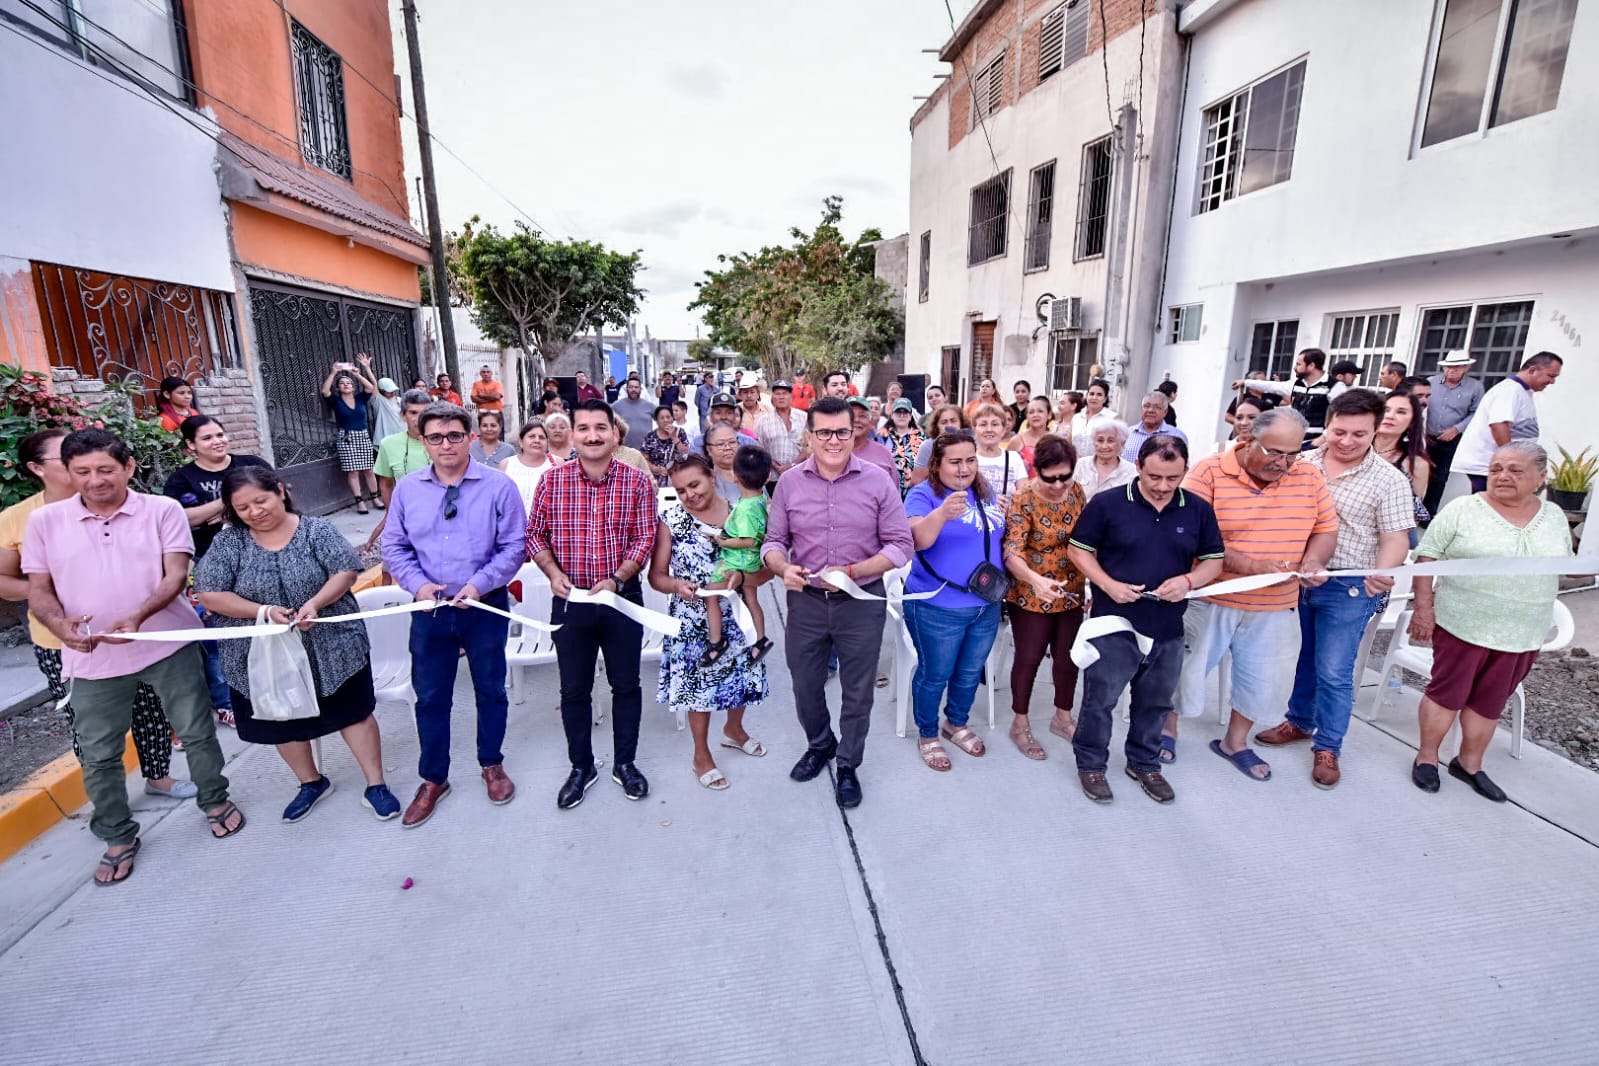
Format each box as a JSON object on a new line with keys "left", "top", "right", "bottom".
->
{"left": 566, "top": 587, "right": 683, "bottom": 638}
{"left": 80, "top": 596, "right": 557, "bottom": 645}
{"left": 1190, "top": 555, "right": 1599, "bottom": 601}
{"left": 698, "top": 587, "right": 758, "bottom": 644}
{"left": 817, "top": 569, "right": 945, "bottom": 620}
{"left": 1069, "top": 615, "right": 1155, "bottom": 669}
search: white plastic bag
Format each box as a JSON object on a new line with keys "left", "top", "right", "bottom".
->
{"left": 246, "top": 606, "right": 320, "bottom": 721}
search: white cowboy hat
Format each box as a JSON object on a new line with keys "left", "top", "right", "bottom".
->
{"left": 1438, "top": 349, "right": 1475, "bottom": 367}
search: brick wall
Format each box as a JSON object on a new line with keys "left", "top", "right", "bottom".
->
{"left": 50, "top": 366, "right": 264, "bottom": 456}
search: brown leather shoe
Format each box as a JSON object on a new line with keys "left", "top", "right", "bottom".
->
{"left": 1124, "top": 766, "right": 1175, "bottom": 804}
{"left": 402, "top": 781, "right": 451, "bottom": 828}
{"left": 1255, "top": 721, "right": 1314, "bottom": 746}
{"left": 483, "top": 764, "right": 515, "bottom": 805}
{"left": 1078, "top": 771, "right": 1113, "bottom": 804}
{"left": 1312, "top": 750, "right": 1340, "bottom": 790}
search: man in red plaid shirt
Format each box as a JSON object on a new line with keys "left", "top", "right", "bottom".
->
{"left": 527, "top": 398, "right": 658, "bottom": 809}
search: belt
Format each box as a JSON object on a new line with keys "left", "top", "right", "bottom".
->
{"left": 801, "top": 581, "right": 883, "bottom": 600}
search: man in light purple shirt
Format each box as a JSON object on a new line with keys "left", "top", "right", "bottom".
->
{"left": 762, "top": 396, "right": 913, "bottom": 809}
{"left": 383, "top": 402, "right": 527, "bottom": 827}
{"left": 23, "top": 429, "right": 242, "bottom": 885}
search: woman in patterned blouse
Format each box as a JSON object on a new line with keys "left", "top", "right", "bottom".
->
{"left": 1001, "top": 434, "right": 1089, "bottom": 760}
{"left": 884, "top": 399, "right": 923, "bottom": 497}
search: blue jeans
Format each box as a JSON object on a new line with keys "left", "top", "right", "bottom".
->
{"left": 410, "top": 586, "right": 511, "bottom": 784}
{"left": 193, "top": 604, "right": 231, "bottom": 711}
{"left": 1286, "top": 577, "right": 1380, "bottom": 756}
{"left": 1074, "top": 632, "right": 1183, "bottom": 773}
{"left": 904, "top": 600, "right": 1001, "bottom": 739}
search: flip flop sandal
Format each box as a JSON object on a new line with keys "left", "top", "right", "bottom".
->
{"left": 918, "top": 738, "right": 952, "bottom": 772}
{"left": 206, "top": 801, "right": 247, "bottom": 839}
{"left": 1159, "top": 734, "right": 1177, "bottom": 764}
{"left": 748, "top": 637, "right": 775, "bottom": 664}
{"left": 1209, "top": 739, "right": 1271, "bottom": 781}
{"left": 941, "top": 725, "right": 986, "bottom": 757}
{"left": 698, "top": 768, "right": 730, "bottom": 791}
{"left": 719, "top": 735, "right": 766, "bottom": 757}
{"left": 93, "top": 837, "right": 141, "bottom": 887}
{"left": 1011, "top": 728, "right": 1047, "bottom": 761}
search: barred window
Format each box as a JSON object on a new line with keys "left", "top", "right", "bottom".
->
{"left": 291, "top": 20, "right": 352, "bottom": 180}
{"left": 1074, "top": 136, "right": 1112, "bottom": 260}
{"left": 968, "top": 169, "right": 1011, "bottom": 266}
{"left": 918, "top": 231, "right": 931, "bottom": 303}
{"left": 1416, "top": 301, "right": 1534, "bottom": 386}
{"left": 1196, "top": 59, "right": 1306, "bottom": 213}
{"left": 1248, "top": 319, "right": 1300, "bottom": 380}
{"left": 1325, "top": 310, "right": 1400, "bottom": 384}
{"left": 1024, "top": 161, "right": 1056, "bottom": 272}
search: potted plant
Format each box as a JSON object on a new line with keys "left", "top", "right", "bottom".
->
{"left": 1547, "top": 445, "right": 1597, "bottom": 512}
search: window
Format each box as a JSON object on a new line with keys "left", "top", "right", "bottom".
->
{"left": 1024, "top": 161, "right": 1056, "bottom": 272}
{"left": 971, "top": 321, "right": 997, "bottom": 388}
{"left": 1248, "top": 319, "right": 1300, "bottom": 379}
{"left": 1168, "top": 305, "right": 1203, "bottom": 344}
{"left": 1195, "top": 59, "right": 1307, "bottom": 213}
{"left": 1420, "top": 0, "right": 1577, "bottom": 147}
{"left": 0, "top": 0, "right": 190, "bottom": 99}
{"left": 1074, "top": 136, "right": 1113, "bottom": 260}
{"left": 291, "top": 20, "right": 352, "bottom": 180}
{"left": 1325, "top": 310, "right": 1400, "bottom": 384}
{"left": 971, "top": 51, "right": 1005, "bottom": 126}
{"left": 968, "top": 169, "right": 1011, "bottom": 265}
{"left": 1038, "top": 0, "right": 1090, "bottom": 82}
{"left": 1416, "top": 300, "right": 1534, "bottom": 385}
{"left": 917, "top": 231, "right": 931, "bottom": 303}
{"left": 1049, "top": 335, "right": 1099, "bottom": 393}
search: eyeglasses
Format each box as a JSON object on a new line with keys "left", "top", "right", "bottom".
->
{"left": 708, "top": 440, "right": 739, "bottom": 449}
{"left": 442, "top": 483, "right": 460, "bottom": 520}
{"left": 1036, "top": 472, "right": 1073, "bottom": 484}
{"left": 422, "top": 431, "right": 469, "bottom": 445}
{"left": 1254, "top": 444, "right": 1299, "bottom": 462}
{"left": 810, "top": 428, "right": 851, "bottom": 441}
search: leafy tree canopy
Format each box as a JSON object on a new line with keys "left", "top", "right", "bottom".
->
{"left": 689, "top": 197, "right": 901, "bottom": 382}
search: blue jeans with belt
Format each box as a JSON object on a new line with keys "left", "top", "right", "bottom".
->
{"left": 1286, "top": 576, "right": 1381, "bottom": 756}
{"left": 903, "top": 600, "right": 1001, "bottom": 739}
{"left": 410, "top": 586, "right": 511, "bottom": 784}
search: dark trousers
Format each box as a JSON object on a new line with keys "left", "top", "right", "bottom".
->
{"left": 410, "top": 586, "right": 511, "bottom": 785}
{"left": 786, "top": 586, "right": 887, "bottom": 769}
{"left": 1467, "top": 473, "right": 1488, "bottom": 494}
{"left": 1073, "top": 632, "right": 1183, "bottom": 774}
{"left": 552, "top": 581, "right": 644, "bottom": 770}
{"left": 1424, "top": 435, "right": 1459, "bottom": 516}
{"left": 1009, "top": 607, "right": 1084, "bottom": 716}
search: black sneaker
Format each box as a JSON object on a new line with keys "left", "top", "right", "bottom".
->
{"left": 556, "top": 764, "right": 599, "bottom": 810}
{"left": 612, "top": 761, "right": 649, "bottom": 801}
{"left": 282, "top": 776, "right": 334, "bottom": 823}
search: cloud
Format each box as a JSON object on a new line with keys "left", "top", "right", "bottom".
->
{"left": 662, "top": 64, "right": 726, "bottom": 101}
{"left": 615, "top": 201, "right": 704, "bottom": 238}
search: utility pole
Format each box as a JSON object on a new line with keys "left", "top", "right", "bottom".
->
{"left": 401, "top": 0, "right": 458, "bottom": 387}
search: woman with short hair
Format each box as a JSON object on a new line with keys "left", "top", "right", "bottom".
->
{"left": 972, "top": 402, "right": 1025, "bottom": 498}
{"left": 543, "top": 411, "right": 576, "bottom": 462}
{"left": 1072, "top": 419, "right": 1135, "bottom": 499}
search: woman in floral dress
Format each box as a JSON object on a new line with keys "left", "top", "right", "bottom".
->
{"left": 648, "top": 454, "right": 768, "bottom": 790}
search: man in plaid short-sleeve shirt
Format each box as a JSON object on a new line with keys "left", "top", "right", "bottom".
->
{"left": 1255, "top": 389, "right": 1414, "bottom": 788}
{"left": 527, "top": 398, "right": 658, "bottom": 809}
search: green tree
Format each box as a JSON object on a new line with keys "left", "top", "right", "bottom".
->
{"left": 689, "top": 197, "right": 901, "bottom": 381}
{"left": 456, "top": 221, "right": 644, "bottom": 381}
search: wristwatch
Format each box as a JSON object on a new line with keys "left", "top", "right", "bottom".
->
{"left": 610, "top": 570, "right": 628, "bottom": 590}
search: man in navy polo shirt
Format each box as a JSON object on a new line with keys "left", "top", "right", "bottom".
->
{"left": 1066, "top": 434, "right": 1225, "bottom": 804}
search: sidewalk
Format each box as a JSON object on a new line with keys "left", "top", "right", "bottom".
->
{"left": 2, "top": 582, "right": 1597, "bottom": 1065}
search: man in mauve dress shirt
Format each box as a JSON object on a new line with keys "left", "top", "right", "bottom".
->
{"left": 384, "top": 403, "right": 527, "bottom": 828}
{"left": 763, "top": 396, "right": 913, "bottom": 809}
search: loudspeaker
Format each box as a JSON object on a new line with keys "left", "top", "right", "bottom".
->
{"left": 554, "top": 376, "right": 579, "bottom": 413}
{"left": 897, "top": 373, "right": 929, "bottom": 413}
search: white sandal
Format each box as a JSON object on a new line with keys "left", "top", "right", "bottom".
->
{"left": 718, "top": 735, "right": 766, "bottom": 757}
{"left": 698, "top": 768, "right": 729, "bottom": 791}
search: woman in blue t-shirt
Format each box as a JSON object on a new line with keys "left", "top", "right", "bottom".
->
{"left": 320, "top": 363, "right": 380, "bottom": 513}
{"left": 902, "top": 432, "right": 1007, "bottom": 772}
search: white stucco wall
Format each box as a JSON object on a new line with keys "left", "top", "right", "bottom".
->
{"left": 0, "top": 29, "right": 235, "bottom": 291}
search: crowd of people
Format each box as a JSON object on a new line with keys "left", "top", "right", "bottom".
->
{"left": 0, "top": 348, "right": 1575, "bottom": 888}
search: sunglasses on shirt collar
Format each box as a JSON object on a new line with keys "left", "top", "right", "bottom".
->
{"left": 442, "top": 482, "right": 460, "bottom": 520}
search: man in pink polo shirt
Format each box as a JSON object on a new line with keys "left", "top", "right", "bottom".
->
{"left": 23, "top": 429, "right": 245, "bottom": 886}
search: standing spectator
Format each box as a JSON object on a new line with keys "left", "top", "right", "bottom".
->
{"left": 611, "top": 377, "right": 657, "bottom": 450}
{"left": 382, "top": 403, "right": 526, "bottom": 827}
{"left": 1174, "top": 408, "right": 1337, "bottom": 778}
{"left": 650, "top": 455, "right": 768, "bottom": 789}
{"left": 902, "top": 432, "right": 1006, "bottom": 771}
{"left": 603, "top": 374, "right": 622, "bottom": 404}
{"left": 533, "top": 378, "right": 561, "bottom": 415}
{"left": 694, "top": 371, "right": 717, "bottom": 423}
{"left": 883, "top": 398, "right": 924, "bottom": 496}
{"left": 823, "top": 370, "right": 853, "bottom": 399}
{"left": 611, "top": 414, "right": 652, "bottom": 475}
{"left": 701, "top": 423, "right": 745, "bottom": 505}
{"left": 1123, "top": 392, "right": 1188, "bottom": 462}
{"left": 658, "top": 371, "right": 681, "bottom": 409}
{"left": 971, "top": 403, "right": 1025, "bottom": 498}
{"left": 848, "top": 396, "right": 898, "bottom": 484}
{"left": 1236, "top": 348, "right": 1334, "bottom": 438}
{"left": 23, "top": 429, "right": 244, "bottom": 885}
{"left": 469, "top": 365, "right": 504, "bottom": 412}
{"left": 527, "top": 398, "right": 659, "bottom": 808}
{"left": 363, "top": 389, "right": 436, "bottom": 554}
{"left": 542, "top": 395, "right": 569, "bottom": 419}
{"left": 763, "top": 397, "right": 913, "bottom": 808}
{"left": 924, "top": 384, "right": 947, "bottom": 415}
{"left": 1373, "top": 391, "right": 1432, "bottom": 530}
{"left": 500, "top": 418, "right": 555, "bottom": 516}
{"left": 693, "top": 393, "right": 755, "bottom": 451}
{"left": 1003, "top": 434, "right": 1088, "bottom": 757}
{"left": 1070, "top": 379, "right": 1113, "bottom": 458}
{"left": 1066, "top": 434, "right": 1224, "bottom": 803}
{"left": 755, "top": 380, "right": 807, "bottom": 485}
{"left": 737, "top": 381, "right": 770, "bottom": 435}
{"left": 1379, "top": 361, "right": 1408, "bottom": 391}
{"left": 790, "top": 369, "right": 815, "bottom": 411}
{"left": 1225, "top": 373, "right": 1274, "bottom": 436}
{"left": 1253, "top": 390, "right": 1413, "bottom": 789}
{"left": 544, "top": 412, "right": 577, "bottom": 463}
{"left": 1327, "top": 360, "right": 1361, "bottom": 399}
{"left": 320, "top": 363, "right": 380, "bottom": 512}
{"left": 371, "top": 375, "right": 406, "bottom": 442}
{"left": 909, "top": 405, "right": 967, "bottom": 488}
{"left": 1008, "top": 396, "right": 1053, "bottom": 476}
{"left": 1408, "top": 442, "right": 1571, "bottom": 802}
{"left": 1397, "top": 376, "right": 1432, "bottom": 410}
{"left": 1155, "top": 379, "right": 1179, "bottom": 427}
{"left": 576, "top": 370, "right": 603, "bottom": 404}
{"left": 155, "top": 376, "right": 199, "bottom": 433}
{"left": 1073, "top": 420, "right": 1135, "bottom": 499}
{"left": 1452, "top": 352, "right": 1562, "bottom": 494}
{"left": 430, "top": 372, "right": 462, "bottom": 406}
{"left": 0, "top": 429, "right": 194, "bottom": 801}
{"left": 196, "top": 467, "right": 399, "bottom": 822}
{"left": 1053, "top": 390, "right": 1083, "bottom": 434}
{"left": 470, "top": 410, "right": 517, "bottom": 467}
{"left": 964, "top": 377, "right": 1000, "bottom": 423}
{"left": 1228, "top": 396, "right": 1266, "bottom": 444}
{"left": 643, "top": 404, "right": 690, "bottom": 485}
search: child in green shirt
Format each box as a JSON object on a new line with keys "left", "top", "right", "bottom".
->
{"left": 702, "top": 446, "right": 774, "bottom": 666}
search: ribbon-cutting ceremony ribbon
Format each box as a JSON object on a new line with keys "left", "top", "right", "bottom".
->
{"left": 81, "top": 596, "right": 558, "bottom": 644}
{"left": 566, "top": 587, "right": 683, "bottom": 639}
{"left": 817, "top": 568, "right": 944, "bottom": 620}
{"left": 1069, "top": 616, "right": 1155, "bottom": 669}
{"left": 1189, "top": 555, "right": 1599, "bottom": 601}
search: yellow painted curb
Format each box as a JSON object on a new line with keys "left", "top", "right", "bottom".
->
{"left": 0, "top": 734, "right": 137, "bottom": 865}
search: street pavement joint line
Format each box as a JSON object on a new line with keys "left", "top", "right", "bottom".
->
{"left": 828, "top": 763, "right": 930, "bottom": 1066}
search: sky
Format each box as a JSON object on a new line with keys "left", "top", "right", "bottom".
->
{"left": 395, "top": 0, "right": 970, "bottom": 340}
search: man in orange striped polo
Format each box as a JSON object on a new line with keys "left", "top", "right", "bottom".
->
{"left": 1169, "top": 407, "right": 1338, "bottom": 781}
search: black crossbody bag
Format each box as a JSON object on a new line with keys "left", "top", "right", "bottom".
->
{"left": 916, "top": 491, "right": 1012, "bottom": 604}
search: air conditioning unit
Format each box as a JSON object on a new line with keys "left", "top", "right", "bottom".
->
{"left": 1048, "top": 296, "right": 1083, "bottom": 332}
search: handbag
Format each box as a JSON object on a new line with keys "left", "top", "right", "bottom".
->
{"left": 916, "top": 490, "right": 1013, "bottom": 605}
{"left": 246, "top": 605, "right": 320, "bottom": 721}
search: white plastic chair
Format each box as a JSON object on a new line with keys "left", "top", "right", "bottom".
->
{"left": 505, "top": 563, "right": 558, "bottom": 703}
{"left": 1373, "top": 603, "right": 1575, "bottom": 759}
{"left": 1354, "top": 573, "right": 1412, "bottom": 686}
{"left": 355, "top": 585, "right": 416, "bottom": 708}
{"left": 887, "top": 571, "right": 998, "bottom": 736}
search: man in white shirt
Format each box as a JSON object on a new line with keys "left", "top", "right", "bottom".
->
{"left": 1450, "top": 352, "right": 1562, "bottom": 493}
{"left": 1235, "top": 348, "right": 1334, "bottom": 438}
{"left": 755, "top": 380, "right": 807, "bottom": 483}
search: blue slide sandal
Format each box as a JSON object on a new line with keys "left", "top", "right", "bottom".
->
{"left": 1209, "top": 739, "right": 1271, "bottom": 781}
